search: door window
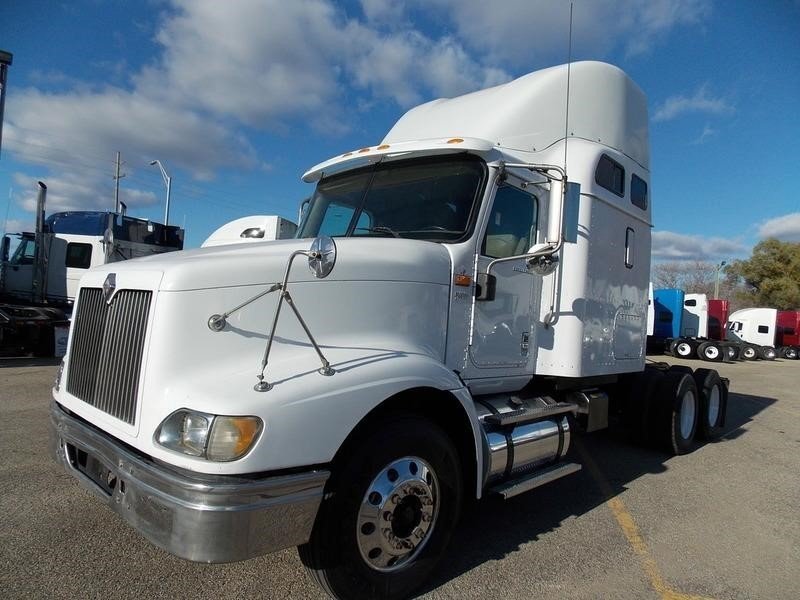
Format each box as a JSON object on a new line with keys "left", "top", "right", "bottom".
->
{"left": 481, "top": 186, "right": 538, "bottom": 259}
{"left": 10, "top": 237, "right": 35, "bottom": 265}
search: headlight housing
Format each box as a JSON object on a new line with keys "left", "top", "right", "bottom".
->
{"left": 155, "top": 409, "right": 263, "bottom": 462}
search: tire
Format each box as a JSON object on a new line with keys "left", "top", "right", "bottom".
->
{"left": 692, "top": 368, "right": 727, "bottom": 439}
{"left": 786, "top": 346, "right": 800, "bottom": 360}
{"left": 728, "top": 345, "right": 741, "bottom": 361}
{"left": 697, "top": 341, "right": 723, "bottom": 362}
{"left": 759, "top": 346, "right": 777, "bottom": 361}
{"left": 623, "top": 369, "right": 664, "bottom": 444}
{"left": 672, "top": 338, "right": 695, "bottom": 359}
{"left": 740, "top": 345, "right": 758, "bottom": 361}
{"left": 724, "top": 345, "right": 737, "bottom": 361}
{"left": 651, "top": 371, "right": 699, "bottom": 455}
{"left": 298, "top": 414, "right": 462, "bottom": 600}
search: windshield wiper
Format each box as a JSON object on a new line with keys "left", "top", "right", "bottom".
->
{"left": 354, "top": 226, "right": 400, "bottom": 238}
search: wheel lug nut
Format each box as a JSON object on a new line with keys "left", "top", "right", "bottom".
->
{"left": 383, "top": 511, "right": 393, "bottom": 521}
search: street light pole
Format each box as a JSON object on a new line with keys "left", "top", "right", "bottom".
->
{"left": 149, "top": 159, "right": 172, "bottom": 226}
{"left": 714, "top": 260, "right": 727, "bottom": 299}
{"left": 0, "top": 50, "right": 14, "bottom": 159}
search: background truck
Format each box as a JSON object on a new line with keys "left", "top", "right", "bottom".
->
{"left": 201, "top": 215, "right": 297, "bottom": 247}
{"left": 49, "top": 62, "right": 728, "bottom": 600}
{"left": 727, "top": 307, "right": 800, "bottom": 360}
{"left": 648, "top": 288, "right": 743, "bottom": 362}
{"left": 0, "top": 182, "right": 184, "bottom": 356}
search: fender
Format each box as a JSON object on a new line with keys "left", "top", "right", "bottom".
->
{"left": 84, "top": 346, "right": 485, "bottom": 487}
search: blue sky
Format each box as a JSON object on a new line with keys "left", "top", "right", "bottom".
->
{"left": 1, "top": 0, "right": 798, "bottom": 255}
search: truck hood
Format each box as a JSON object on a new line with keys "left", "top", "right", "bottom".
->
{"left": 88, "top": 238, "right": 453, "bottom": 291}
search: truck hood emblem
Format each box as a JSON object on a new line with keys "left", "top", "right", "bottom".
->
{"left": 103, "top": 273, "right": 117, "bottom": 303}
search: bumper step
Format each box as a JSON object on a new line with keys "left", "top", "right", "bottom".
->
{"left": 491, "top": 462, "right": 582, "bottom": 499}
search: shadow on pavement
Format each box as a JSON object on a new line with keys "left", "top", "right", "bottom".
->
{"left": 0, "top": 356, "right": 61, "bottom": 368}
{"left": 420, "top": 391, "right": 776, "bottom": 596}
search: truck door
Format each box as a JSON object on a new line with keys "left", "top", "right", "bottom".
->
{"left": 468, "top": 182, "right": 540, "bottom": 371}
{"left": 1, "top": 234, "right": 35, "bottom": 300}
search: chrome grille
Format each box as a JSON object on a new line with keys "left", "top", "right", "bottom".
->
{"left": 66, "top": 287, "right": 152, "bottom": 425}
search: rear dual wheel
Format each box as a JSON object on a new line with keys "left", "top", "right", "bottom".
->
{"left": 653, "top": 371, "right": 699, "bottom": 455}
{"left": 670, "top": 339, "right": 695, "bottom": 359}
{"left": 759, "top": 346, "right": 777, "bottom": 361}
{"left": 692, "top": 369, "right": 727, "bottom": 439}
{"left": 299, "top": 415, "right": 462, "bottom": 600}
{"left": 697, "top": 341, "right": 723, "bottom": 362}
{"left": 740, "top": 345, "right": 758, "bottom": 361}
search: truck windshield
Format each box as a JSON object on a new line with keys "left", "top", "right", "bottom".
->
{"left": 297, "top": 155, "right": 485, "bottom": 242}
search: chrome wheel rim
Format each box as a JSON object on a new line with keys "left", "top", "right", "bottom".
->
{"left": 356, "top": 456, "right": 439, "bottom": 572}
{"left": 677, "top": 343, "right": 692, "bottom": 356}
{"left": 743, "top": 347, "right": 755, "bottom": 359}
{"left": 707, "top": 385, "right": 721, "bottom": 427}
{"left": 680, "top": 389, "right": 697, "bottom": 440}
{"left": 705, "top": 346, "right": 719, "bottom": 359}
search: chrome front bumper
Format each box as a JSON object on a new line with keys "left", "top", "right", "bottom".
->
{"left": 49, "top": 401, "right": 329, "bottom": 563}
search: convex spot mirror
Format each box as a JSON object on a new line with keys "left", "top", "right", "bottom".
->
{"left": 308, "top": 236, "right": 336, "bottom": 278}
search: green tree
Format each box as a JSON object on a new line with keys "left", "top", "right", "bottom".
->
{"left": 726, "top": 239, "right": 800, "bottom": 310}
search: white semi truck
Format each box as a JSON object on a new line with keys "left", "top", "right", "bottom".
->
{"left": 49, "top": 62, "right": 727, "bottom": 600}
{"left": 727, "top": 307, "right": 800, "bottom": 360}
{"left": 1, "top": 182, "right": 184, "bottom": 355}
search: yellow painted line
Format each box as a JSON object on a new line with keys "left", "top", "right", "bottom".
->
{"left": 574, "top": 441, "right": 714, "bottom": 600}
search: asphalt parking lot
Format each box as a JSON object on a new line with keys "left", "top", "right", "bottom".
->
{"left": 1, "top": 356, "right": 798, "bottom": 599}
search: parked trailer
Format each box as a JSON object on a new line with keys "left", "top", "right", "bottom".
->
{"left": 0, "top": 182, "right": 184, "bottom": 356}
{"left": 727, "top": 308, "right": 800, "bottom": 360}
{"left": 49, "top": 62, "right": 728, "bottom": 600}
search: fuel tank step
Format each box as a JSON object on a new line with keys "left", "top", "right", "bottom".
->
{"left": 490, "top": 462, "right": 582, "bottom": 499}
{"left": 483, "top": 401, "right": 577, "bottom": 428}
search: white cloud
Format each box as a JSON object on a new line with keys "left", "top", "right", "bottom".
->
{"left": 652, "top": 230, "right": 748, "bottom": 261}
{"left": 359, "top": 0, "right": 406, "bottom": 26}
{"left": 757, "top": 213, "right": 800, "bottom": 242}
{"left": 2, "top": 219, "right": 32, "bottom": 235}
{"left": 4, "top": 0, "right": 715, "bottom": 223}
{"left": 11, "top": 172, "right": 157, "bottom": 215}
{"left": 431, "top": 0, "right": 711, "bottom": 66}
{"left": 691, "top": 123, "right": 716, "bottom": 145}
{"left": 653, "top": 84, "right": 734, "bottom": 122}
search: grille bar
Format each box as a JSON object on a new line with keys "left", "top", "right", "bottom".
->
{"left": 67, "top": 287, "right": 152, "bottom": 425}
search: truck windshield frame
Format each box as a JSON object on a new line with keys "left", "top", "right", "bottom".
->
{"left": 297, "top": 154, "right": 488, "bottom": 243}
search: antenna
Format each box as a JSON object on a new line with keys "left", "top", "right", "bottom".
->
{"left": 564, "top": 2, "right": 573, "bottom": 170}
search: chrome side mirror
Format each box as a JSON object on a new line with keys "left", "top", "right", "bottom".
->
{"left": 307, "top": 236, "right": 336, "bottom": 278}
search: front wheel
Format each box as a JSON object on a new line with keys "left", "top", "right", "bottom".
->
{"left": 299, "top": 414, "right": 462, "bottom": 600}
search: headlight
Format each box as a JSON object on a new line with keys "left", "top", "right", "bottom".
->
{"left": 155, "top": 409, "right": 263, "bottom": 462}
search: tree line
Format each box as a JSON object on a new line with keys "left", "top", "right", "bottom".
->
{"left": 651, "top": 238, "right": 800, "bottom": 312}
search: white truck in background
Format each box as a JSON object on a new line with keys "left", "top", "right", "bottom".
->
{"left": 727, "top": 307, "right": 800, "bottom": 360}
{"left": 49, "top": 62, "right": 728, "bottom": 600}
{"left": 0, "top": 182, "right": 184, "bottom": 356}
{"left": 201, "top": 215, "right": 297, "bottom": 247}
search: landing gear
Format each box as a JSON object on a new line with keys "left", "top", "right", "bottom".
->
{"left": 298, "top": 415, "right": 462, "bottom": 600}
